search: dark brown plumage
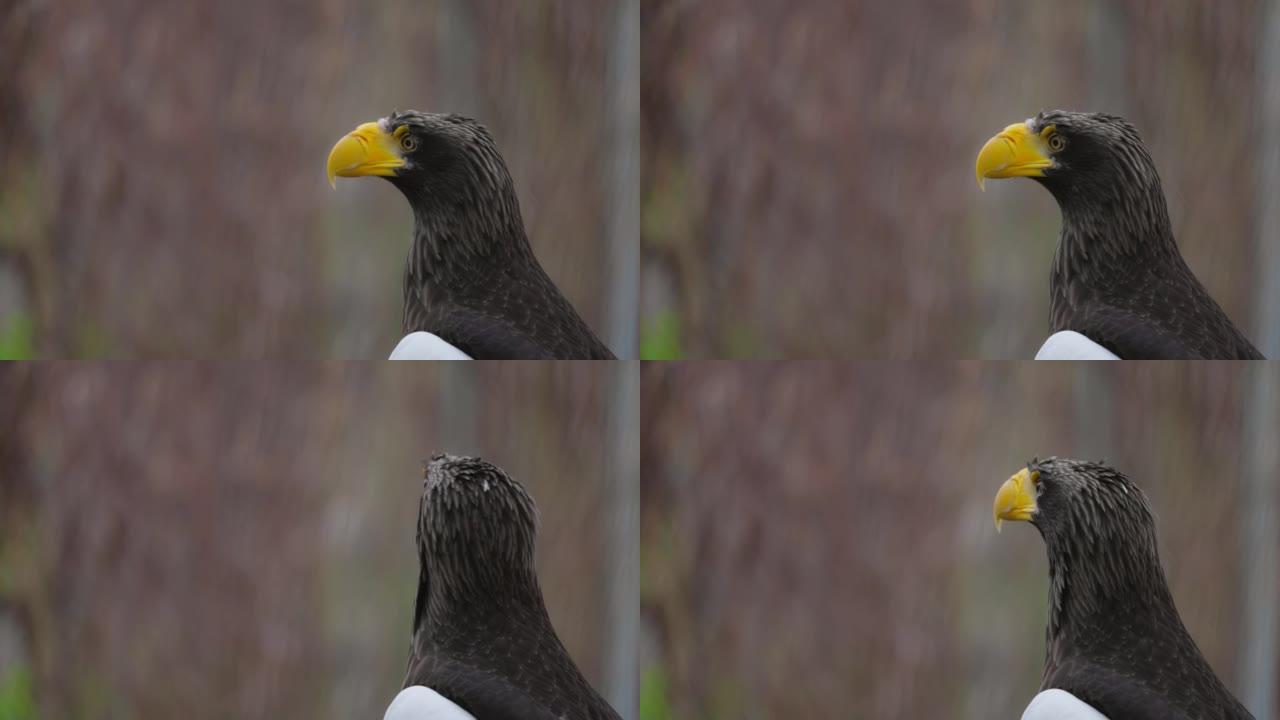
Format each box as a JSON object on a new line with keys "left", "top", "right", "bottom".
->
{"left": 406, "top": 455, "right": 621, "bottom": 720}
{"left": 1019, "top": 457, "right": 1252, "bottom": 720}
{"left": 991, "top": 111, "right": 1262, "bottom": 359}
{"left": 372, "top": 111, "right": 614, "bottom": 359}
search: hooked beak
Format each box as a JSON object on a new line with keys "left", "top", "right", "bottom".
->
{"left": 326, "top": 121, "right": 405, "bottom": 188}
{"left": 993, "top": 467, "right": 1038, "bottom": 532}
{"left": 976, "top": 122, "right": 1054, "bottom": 190}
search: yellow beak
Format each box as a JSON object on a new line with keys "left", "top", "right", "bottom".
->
{"left": 993, "top": 468, "right": 1038, "bottom": 532}
{"left": 326, "top": 122, "right": 405, "bottom": 188}
{"left": 975, "top": 122, "right": 1054, "bottom": 190}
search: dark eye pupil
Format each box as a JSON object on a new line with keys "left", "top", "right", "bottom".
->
{"left": 403, "top": 137, "right": 415, "bottom": 150}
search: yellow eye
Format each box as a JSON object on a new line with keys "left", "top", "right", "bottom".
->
{"left": 401, "top": 134, "right": 417, "bottom": 152}
{"left": 1047, "top": 133, "right": 1066, "bottom": 152}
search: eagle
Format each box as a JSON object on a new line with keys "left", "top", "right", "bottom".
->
{"left": 976, "top": 111, "right": 1263, "bottom": 360}
{"left": 383, "top": 455, "right": 622, "bottom": 720}
{"left": 327, "top": 111, "right": 615, "bottom": 360}
{"left": 993, "top": 457, "right": 1254, "bottom": 720}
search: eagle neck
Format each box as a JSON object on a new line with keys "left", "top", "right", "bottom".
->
{"left": 401, "top": 188, "right": 538, "bottom": 321}
{"left": 414, "top": 559, "right": 549, "bottom": 634}
{"left": 1043, "top": 518, "right": 1185, "bottom": 655}
{"left": 1049, "top": 177, "right": 1180, "bottom": 305}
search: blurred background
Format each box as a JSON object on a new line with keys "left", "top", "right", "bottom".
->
{"left": 0, "top": 362, "right": 639, "bottom": 719}
{"left": 641, "top": 362, "right": 1279, "bottom": 719}
{"left": 642, "top": 0, "right": 1280, "bottom": 359}
{"left": 0, "top": 0, "right": 638, "bottom": 359}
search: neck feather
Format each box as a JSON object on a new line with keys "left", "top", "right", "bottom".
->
{"left": 1044, "top": 519, "right": 1175, "bottom": 644}
{"left": 414, "top": 552, "right": 547, "bottom": 634}
{"left": 406, "top": 192, "right": 535, "bottom": 281}
{"left": 1049, "top": 174, "right": 1179, "bottom": 288}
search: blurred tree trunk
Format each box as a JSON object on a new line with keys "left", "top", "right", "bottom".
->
{"left": 1087, "top": 0, "right": 1130, "bottom": 117}
{"left": 436, "top": 365, "right": 478, "bottom": 455}
{"left": 0, "top": 367, "right": 36, "bottom": 711}
{"left": 605, "top": 0, "right": 640, "bottom": 358}
{"left": 604, "top": 362, "right": 639, "bottom": 718}
{"left": 1239, "top": 364, "right": 1277, "bottom": 717}
{"left": 432, "top": 0, "right": 479, "bottom": 452}
{"left": 1255, "top": 0, "right": 1280, "bottom": 359}
{"left": 1070, "top": 0, "right": 1129, "bottom": 456}
{"left": 1241, "top": 1, "right": 1280, "bottom": 694}
{"left": 436, "top": 0, "right": 480, "bottom": 118}
{"left": 1071, "top": 364, "right": 1111, "bottom": 458}
{"left": 0, "top": 1, "right": 40, "bottom": 356}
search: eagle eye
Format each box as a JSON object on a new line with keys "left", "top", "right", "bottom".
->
{"left": 401, "top": 134, "right": 418, "bottom": 152}
{"left": 1047, "top": 133, "right": 1066, "bottom": 152}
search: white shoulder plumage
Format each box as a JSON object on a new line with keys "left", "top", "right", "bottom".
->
{"left": 383, "top": 686, "right": 476, "bottom": 720}
{"left": 389, "top": 333, "right": 472, "bottom": 360}
{"left": 1035, "top": 331, "right": 1120, "bottom": 360}
{"left": 1022, "top": 689, "right": 1109, "bottom": 720}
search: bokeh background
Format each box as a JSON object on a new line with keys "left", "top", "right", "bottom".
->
{"left": 0, "top": 0, "right": 638, "bottom": 359}
{"left": 641, "top": 362, "right": 1279, "bottom": 719}
{"left": 0, "top": 362, "right": 639, "bottom": 719}
{"left": 642, "top": 0, "right": 1280, "bottom": 359}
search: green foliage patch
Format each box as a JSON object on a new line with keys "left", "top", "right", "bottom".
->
{"left": 0, "top": 664, "right": 35, "bottom": 720}
{"left": 0, "top": 313, "right": 34, "bottom": 360}
{"left": 639, "top": 665, "right": 672, "bottom": 720}
{"left": 641, "top": 311, "right": 684, "bottom": 360}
